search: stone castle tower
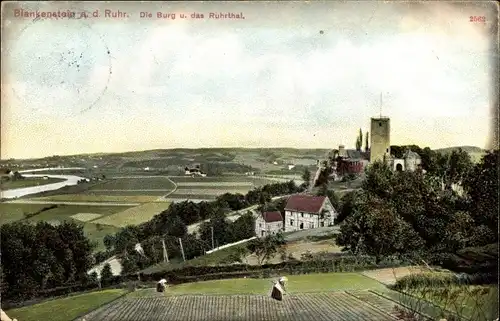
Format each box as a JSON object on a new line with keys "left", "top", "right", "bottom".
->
{"left": 369, "top": 117, "right": 391, "bottom": 163}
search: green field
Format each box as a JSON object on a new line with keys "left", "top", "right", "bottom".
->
{"left": 169, "top": 176, "right": 275, "bottom": 185}
{"left": 132, "top": 273, "right": 386, "bottom": 297}
{"left": 0, "top": 177, "right": 65, "bottom": 189}
{"left": 29, "top": 194, "right": 161, "bottom": 203}
{"left": 87, "top": 177, "right": 176, "bottom": 190}
{"left": 92, "top": 202, "right": 172, "bottom": 227}
{"left": 0, "top": 203, "right": 50, "bottom": 225}
{"left": 84, "top": 190, "right": 169, "bottom": 196}
{"left": 166, "top": 193, "right": 217, "bottom": 200}
{"left": 5, "top": 289, "right": 127, "bottom": 321}
{"left": 0, "top": 203, "right": 129, "bottom": 251}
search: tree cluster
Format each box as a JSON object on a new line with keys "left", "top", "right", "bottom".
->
{"left": 336, "top": 149, "right": 498, "bottom": 271}
{"left": 99, "top": 180, "right": 302, "bottom": 274}
{"left": 0, "top": 221, "right": 95, "bottom": 301}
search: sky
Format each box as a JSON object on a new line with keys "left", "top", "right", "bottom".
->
{"left": 1, "top": 1, "right": 498, "bottom": 159}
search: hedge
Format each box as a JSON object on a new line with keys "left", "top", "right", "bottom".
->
{"left": 133, "top": 255, "right": 407, "bottom": 283}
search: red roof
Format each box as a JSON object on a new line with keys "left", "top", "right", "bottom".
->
{"left": 284, "top": 195, "right": 327, "bottom": 213}
{"left": 261, "top": 211, "right": 283, "bottom": 223}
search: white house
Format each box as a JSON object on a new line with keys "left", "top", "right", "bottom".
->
{"left": 255, "top": 211, "right": 284, "bottom": 237}
{"left": 284, "top": 194, "right": 337, "bottom": 232}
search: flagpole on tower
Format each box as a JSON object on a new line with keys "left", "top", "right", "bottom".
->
{"left": 379, "top": 92, "right": 383, "bottom": 118}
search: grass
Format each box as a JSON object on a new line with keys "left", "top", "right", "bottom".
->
{"left": 29, "top": 194, "right": 160, "bottom": 203}
{"left": 5, "top": 288, "right": 127, "bottom": 321}
{"left": 169, "top": 176, "right": 275, "bottom": 185}
{"left": 0, "top": 177, "right": 65, "bottom": 190}
{"left": 87, "top": 177, "right": 176, "bottom": 190}
{"left": 84, "top": 190, "right": 169, "bottom": 196}
{"left": 91, "top": 202, "right": 172, "bottom": 227}
{"left": 173, "top": 188, "right": 252, "bottom": 195}
{"left": 0, "top": 203, "right": 129, "bottom": 251}
{"left": 25, "top": 204, "right": 132, "bottom": 223}
{"left": 83, "top": 222, "right": 122, "bottom": 252}
{"left": 0, "top": 203, "right": 49, "bottom": 225}
{"left": 142, "top": 243, "right": 249, "bottom": 274}
{"left": 132, "top": 272, "right": 386, "bottom": 297}
{"left": 167, "top": 193, "right": 217, "bottom": 200}
{"left": 403, "top": 285, "right": 499, "bottom": 321}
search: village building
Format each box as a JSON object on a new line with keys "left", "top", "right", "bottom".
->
{"left": 284, "top": 194, "right": 337, "bottom": 232}
{"left": 184, "top": 166, "right": 207, "bottom": 177}
{"left": 255, "top": 211, "right": 284, "bottom": 237}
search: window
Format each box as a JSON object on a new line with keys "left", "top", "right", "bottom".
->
{"left": 261, "top": 231, "right": 265, "bottom": 236}
{"left": 290, "top": 219, "right": 294, "bottom": 226}
{"left": 309, "top": 223, "right": 314, "bottom": 229}
{"left": 259, "top": 223, "right": 262, "bottom": 228}
{"left": 379, "top": 122, "right": 382, "bottom": 126}
{"left": 386, "top": 148, "right": 389, "bottom": 153}
{"left": 320, "top": 222, "right": 325, "bottom": 227}
{"left": 301, "top": 213, "right": 304, "bottom": 217}
{"left": 299, "top": 223, "right": 304, "bottom": 230}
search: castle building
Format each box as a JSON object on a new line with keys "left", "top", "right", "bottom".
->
{"left": 369, "top": 117, "right": 391, "bottom": 163}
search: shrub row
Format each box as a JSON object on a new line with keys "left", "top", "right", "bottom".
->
{"left": 134, "top": 255, "right": 408, "bottom": 283}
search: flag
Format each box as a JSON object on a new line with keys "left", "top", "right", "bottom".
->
{"left": 134, "top": 243, "right": 145, "bottom": 257}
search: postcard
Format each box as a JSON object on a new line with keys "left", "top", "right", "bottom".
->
{"left": 1, "top": 1, "right": 498, "bottom": 321}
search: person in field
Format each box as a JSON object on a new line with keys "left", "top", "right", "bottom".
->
{"left": 270, "top": 276, "right": 288, "bottom": 301}
{"left": 156, "top": 278, "right": 167, "bottom": 292}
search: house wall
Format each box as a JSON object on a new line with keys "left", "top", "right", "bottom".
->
{"left": 405, "top": 157, "right": 421, "bottom": 172}
{"left": 255, "top": 216, "right": 283, "bottom": 237}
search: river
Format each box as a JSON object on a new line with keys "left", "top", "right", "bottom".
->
{"left": 1, "top": 168, "right": 87, "bottom": 199}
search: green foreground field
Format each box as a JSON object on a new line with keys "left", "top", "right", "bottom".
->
{"left": 5, "top": 289, "right": 127, "bottom": 321}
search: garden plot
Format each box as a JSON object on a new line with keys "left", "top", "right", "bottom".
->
{"left": 92, "top": 202, "right": 172, "bottom": 227}
{"left": 81, "top": 292, "right": 398, "bottom": 321}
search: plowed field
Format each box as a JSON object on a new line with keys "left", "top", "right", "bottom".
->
{"left": 80, "top": 291, "right": 400, "bottom": 321}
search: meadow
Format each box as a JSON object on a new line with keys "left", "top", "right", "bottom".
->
{"left": 5, "top": 289, "right": 127, "bottom": 321}
{"left": 87, "top": 177, "right": 176, "bottom": 191}
{"left": 92, "top": 202, "right": 172, "bottom": 227}
{"left": 0, "top": 203, "right": 129, "bottom": 251}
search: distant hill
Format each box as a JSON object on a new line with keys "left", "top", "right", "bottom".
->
{"left": 434, "top": 146, "right": 485, "bottom": 154}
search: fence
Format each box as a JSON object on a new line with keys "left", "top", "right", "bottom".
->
{"left": 205, "top": 236, "right": 257, "bottom": 254}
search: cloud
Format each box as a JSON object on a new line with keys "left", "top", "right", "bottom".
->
{"left": 0, "top": 1, "right": 494, "bottom": 159}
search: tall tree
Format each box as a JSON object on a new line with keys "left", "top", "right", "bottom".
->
{"left": 355, "top": 128, "right": 363, "bottom": 151}
{"left": 246, "top": 232, "right": 285, "bottom": 265}
{"left": 302, "top": 168, "right": 311, "bottom": 188}
{"left": 364, "top": 132, "right": 369, "bottom": 152}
